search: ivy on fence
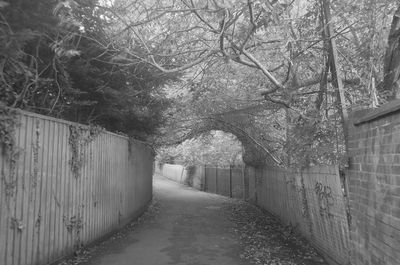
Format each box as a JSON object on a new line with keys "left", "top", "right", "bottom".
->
{"left": 68, "top": 124, "right": 103, "bottom": 179}
{"left": 0, "top": 106, "right": 20, "bottom": 202}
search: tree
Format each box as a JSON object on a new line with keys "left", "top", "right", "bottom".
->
{"left": 0, "top": 0, "right": 177, "bottom": 139}
{"left": 3, "top": 0, "right": 399, "bottom": 166}
{"left": 157, "top": 131, "right": 243, "bottom": 166}
{"left": 146, "top": 0, "right": 399, "bottom": 167}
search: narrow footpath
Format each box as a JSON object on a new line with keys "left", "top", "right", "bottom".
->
{"left": 60, "top": 175, "right": 326, "bottom": 265}
{"left": 80, "top": 175, "right": 249, "bottom": 265}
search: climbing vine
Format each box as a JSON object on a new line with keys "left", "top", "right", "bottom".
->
{"left": 0, "top": 106, "right": 20, "bottom": 200}
{"left": 63, "top": 214, "right": 83, "bottom": 233}
{"left": 10, "top": 217, "right": 25, "bottom": 232}
{"left": 63, "top": 204, "right": 85, "bottom": 251}
{"left": 31, "top": 119, "right": 40, "bottom": 190}
{"left": 0, "top": 107, "right": 18, "bottom": 156}
{"left": 68, "top": 124, "right": 103, "bottom": 179}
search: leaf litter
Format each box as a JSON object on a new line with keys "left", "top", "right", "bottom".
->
{"left": 56, "top": 193, "right": 327, "bottom": 265}
{"left": 224, "top": 200, "right": 327, "bottom": 265}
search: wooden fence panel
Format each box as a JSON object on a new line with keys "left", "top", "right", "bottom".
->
{"left": 0, "top": 110, "right": 154, "bottom": 265}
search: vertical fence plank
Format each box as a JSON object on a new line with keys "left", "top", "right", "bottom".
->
{"left": 11, "top": 115, "right": 21, "bottom": 265}
{"left": 101, "top": 134, "right": 106, "bottom": 236}
{"left": 0, "top": 139, "right": 4, "bottom": 265}
{"left": 52, "top": 122, "right": 60, "bottom": 261}
{"left": 12, "top": 115, "right": 24, "bottom": 265}
{"left": 90, "top": 134, "right": 96, "bottom": 244}
{"left": 82, "top": 134, "right": 89, "bottom": 244}
{"left": 0, "top": 136, "right": 6, "bottom": 265}
{"left": 204, "top": 165, "right": 207, "bottom": 192}
{"left": 58, "top": 124, "right": 66, "bottom": 259}
{"left": 86, "top": 136, "right": 93, "bottom": 244}
{"left": 22, "top": 116, "right": 34, "bottom": 265}
{"left": 45, "top": 119, "right": 55, "bottom": 263}
{"left": 36, "top": 119, "right": 47, "bottom": 263}
{"left": 229, "top": 166, "right": 232, "bottom": 198}
{"left": 107, "top": 134, "right": 111, "bottom": 232}
{"left": 242, "top": 165, "right": 246, "bottom": 199}
{"left": 32, "top": 118, "right": 42, "bottom": 264}
{"left": 49, "top": 121, "right": 58, "bottom": 263}
{"left": 215, "top": 167, "right": 218, "bottom": 195}
{"left": 106, "top": 134, "right": 111, "bottom": 233}
{"left": 94, "top": 135, "right": 100, "bottom": 238}
{"left": 20, "top": 115, "right": 33, "bottom": 265}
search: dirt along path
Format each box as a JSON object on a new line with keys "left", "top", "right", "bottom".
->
{"left": 59, "top": 175, "right": 327, "bottom": 265}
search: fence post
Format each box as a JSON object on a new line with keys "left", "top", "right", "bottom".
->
{"left": 229, "top": 165, "right": 233, "bottom": 198}
{"left": 180, "top": 166, "right": 184, "bottom": 183}
{"left": 242, "top": 164, "right": 245, "bottom": 200}
{"left": 204, "top": 164, "right": 207, "bottom": 192}
{"left": 215, "top": 166, "right": 218, "bottom": 194}
{"left": 243, "top": 165, "right": 248, "bottom": 200}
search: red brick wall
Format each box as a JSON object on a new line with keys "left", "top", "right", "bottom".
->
{"left": 347, "top": 104, "right": 400, "bottom": 265}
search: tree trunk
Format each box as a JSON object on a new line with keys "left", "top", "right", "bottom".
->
{"left": 383, "top": 4, "right": 400, "bottom": 99}
{"left": 320, "top": 0, "right": 349, "bottom": 164}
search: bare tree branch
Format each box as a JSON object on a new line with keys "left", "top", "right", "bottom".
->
{"left": 241, "top": 49, "right": 286, "bottom": 91}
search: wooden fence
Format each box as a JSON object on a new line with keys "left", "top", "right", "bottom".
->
{"left": 0, "top": 109, "right": 154, "bottom": 265}
{"left": 203, "top": 166, "right": 246, "bottom": 199}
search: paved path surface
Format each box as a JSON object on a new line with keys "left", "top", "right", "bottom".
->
{"left": 84, "top": 175, "right": 249, "bottom": 265}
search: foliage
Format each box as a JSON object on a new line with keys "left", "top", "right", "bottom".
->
{"left": 68, "top": 124, "right": 103, "bottom": 179}
{"left": 0, "top": 0, "right": 176, "bottom": 139}
{"left": 0, "top": 106, "right": 18, "bottom": 157}
{"left": 157, "top": 131, "right": 243, "bottom": 166}
{"left": 147, "top": 0, "right": 400, "bottom": 167}
{"left": 0, "top": 106, "right": 20, "bottom": 199}
{"left": 2, "top": 0, "right": 400, "bottom": 167}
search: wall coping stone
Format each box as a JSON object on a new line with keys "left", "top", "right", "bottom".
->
{"left": 353, "top": 99, "right": 400, "bottom": 126}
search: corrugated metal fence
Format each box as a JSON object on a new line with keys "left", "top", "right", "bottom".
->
{"left": 0, "top": 110, "right": 154, "bottom": 265}
{"left": 254, "top": 166, "right": 351, "bottom": 265}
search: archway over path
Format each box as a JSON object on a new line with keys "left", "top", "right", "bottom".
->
{"left": 167, "top": 104, "right": 284, "bottom": 167}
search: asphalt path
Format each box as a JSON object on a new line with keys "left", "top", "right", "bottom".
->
{"left": 83, "top": 175, "right": 249, "bottom": 265}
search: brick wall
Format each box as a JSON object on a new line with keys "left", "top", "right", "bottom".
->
{"left": 347, "top": 101, "right": 400, "bottom": 265}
